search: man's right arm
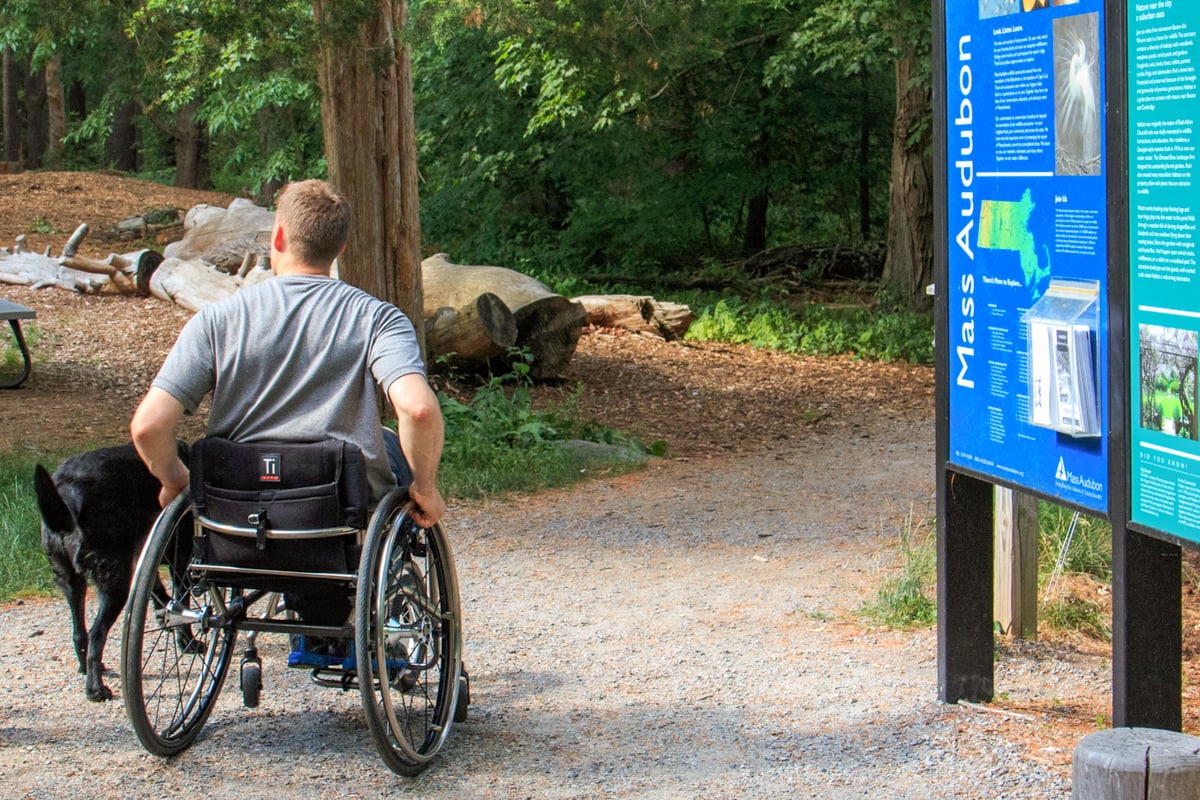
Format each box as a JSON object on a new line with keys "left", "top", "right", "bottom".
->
{"left": 131, "top": 387, "right": 190, "bottom": 507}
{"left": 387, "top": 372, "right": 447, "bottom": 528}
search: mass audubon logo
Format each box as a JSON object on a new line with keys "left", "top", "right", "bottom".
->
{"left": 1055, "top": 457, "right": 1102, "bottom": 493}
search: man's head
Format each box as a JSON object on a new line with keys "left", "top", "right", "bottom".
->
{"left": 272, "top": 179, "right": 351, "bottom": 271}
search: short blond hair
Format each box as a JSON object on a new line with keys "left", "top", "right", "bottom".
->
{"left": 275, "top": 179, "right": 351, "bottom": 267}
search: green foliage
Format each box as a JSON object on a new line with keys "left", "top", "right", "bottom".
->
{"left": 29, "top": 216, "right": 55, "bottom": 234}
{"left": 1037, "top": 504, "right": 1112, "bottom": 583}
{"left": 1036, "top": 504, "right": 1112, "bottom": 639}
{"left": 1, "top": 321, "right": 38, "bottom": 376}
{"left": 435, "top": 350, "right": 649, "bottom": 498}
{"left": 0, "top": 451, "right": 55, "bottom": 602}
{"left": 861, "top": 509, "right": 936, "bottom": 628}
{"left": 685, "top": 296, "right": 934, "bottom": 364}
{"left": 411, "top": 0, "right": 896, "bottom": 276}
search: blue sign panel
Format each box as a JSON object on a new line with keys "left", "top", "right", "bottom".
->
{"left": 945, "top": 0, "right": 1108, "bottom": 513}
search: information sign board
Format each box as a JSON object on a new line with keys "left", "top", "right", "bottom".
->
{"left": 945, "top": 0, "right": 1109, "bottom": 513}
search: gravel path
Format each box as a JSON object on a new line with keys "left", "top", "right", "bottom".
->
{"left": 0, "top": 414, "right": 1108, "bottom": 798}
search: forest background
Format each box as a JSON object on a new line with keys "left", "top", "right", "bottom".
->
{"left": 0, "top": 0, "right": 934, "bottom": 339}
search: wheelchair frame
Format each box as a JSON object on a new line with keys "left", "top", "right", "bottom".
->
{"left": 118, "top": 486, "right": 466, "bottom": 776}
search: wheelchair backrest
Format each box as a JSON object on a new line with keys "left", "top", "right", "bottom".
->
{"left": 190, "top": 437, "right": 370, "bottom": 532}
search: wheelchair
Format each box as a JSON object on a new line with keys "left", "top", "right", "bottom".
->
{"left": 118, "top": 437, "right": 467, "bottom": 776}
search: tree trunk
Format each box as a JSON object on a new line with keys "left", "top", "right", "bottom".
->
{"left": 108, "top": 100, "right": 139, "bottom": 172}
{"left": 315, "top": 0, "right": 425, "bottom": 356}
{"left": 880, "top": 45, "right": 934, "bottom": 312}
{"left": 173, "top": 105, "right": 210, "bottom": 189}
{"left": 68, "top": 80, "right": 86, "bottom": 123}
{"left": 743, "top": 127, "right": 769, "bottom": 257}
{"left": 45, "top": 55, "right": 65, "bottom": 170}
{"left": 3, "top": 48, "right": 22, "bottom": 163}
{"left": 859, "top": 67, "right": 872, "bottom": 242}
{"left": 573, "top": 294, "right": 695, "bottom": 340}
{"left": 23, "top": 55, "right": 46, "bottom": 169}
{"left": 425, "top": 292, "right": 518, "bottom": 371}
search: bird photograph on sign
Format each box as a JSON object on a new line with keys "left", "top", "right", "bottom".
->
{"left": 1053, "top": 13, "right": 1101, "bottom": 176}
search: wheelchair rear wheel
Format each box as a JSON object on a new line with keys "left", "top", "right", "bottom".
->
{"left": 356, "top": 492, "right": 464, "bottom": 775}
{"left": 121, "top": 491, "right": 236, "bottom": 756}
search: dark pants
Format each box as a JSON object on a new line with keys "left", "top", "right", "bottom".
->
{"left": 382, "top": 426, "right": 414, "bottom": 488}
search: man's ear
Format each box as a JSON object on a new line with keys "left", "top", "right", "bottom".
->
{"left": 271, "top": 224, "right": 286, "bottom": 252}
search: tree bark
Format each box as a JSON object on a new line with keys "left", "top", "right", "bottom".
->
{"left": 108, "top": 100, "right": 139, "bottom": 172}
{"left": 23, "top": 54, "right": 46, "bottom": 169}
{"left": 425, "top": 292, "right": 518, "bottom": 371}
{"left": 422, "top": 254, "right": 588, "bottom": 379}
{"left": 315, "top": 0, "right": 425, "bottom": 356}
{"left": 45, "top": 55, "right": 65, "bottom": 170}
{"left": 880, "top": 45, "right": 934, "bottom": 312}
{"left": 3, "top": 48, "right": 22, "bottom": 164}
{"left": 859, "top": 67, "right": 872, "bottom": 242}
{"left": 173, "top": 104, "right": 210, "bottom": 189}
{"left": 573, "top": 295, "right": 695, "bottom": 340}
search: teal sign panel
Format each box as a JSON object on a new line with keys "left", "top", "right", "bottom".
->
{"left": 1128, "top": 0, "right": 1200, "bottom": 542}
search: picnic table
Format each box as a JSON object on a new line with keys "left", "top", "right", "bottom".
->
{"left": 0, "top": 298, "right": 35, "bottom": 389}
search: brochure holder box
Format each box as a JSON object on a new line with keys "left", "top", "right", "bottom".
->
{"left": 1021, "top": 279, "right": 1101, "bottom": 438}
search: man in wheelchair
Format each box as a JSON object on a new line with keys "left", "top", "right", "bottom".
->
{"left": 131, "top": 178, "right": 446, "bottom": 655}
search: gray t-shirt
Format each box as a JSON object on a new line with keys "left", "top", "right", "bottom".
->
{"left": 152, "top": 274, "right": 425, "bottom": 500}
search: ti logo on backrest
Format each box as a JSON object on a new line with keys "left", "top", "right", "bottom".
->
{"left": 260, "top": 454, "right": 281, "bottom": 482}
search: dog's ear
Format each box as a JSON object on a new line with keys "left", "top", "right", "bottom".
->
{"left": 33, "top": 464, "right": 75, "bottom": 534}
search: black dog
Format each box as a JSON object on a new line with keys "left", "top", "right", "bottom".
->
{"left": 33, "top": 441, "right": 186, "bottom": 702}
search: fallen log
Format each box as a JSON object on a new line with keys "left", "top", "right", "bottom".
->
{"left": 422, "top": 253, "right": 588, "bottom": 379}
{"left": 572, "top": 294, "right": 694, "bottom": 340}
{"left": 164, "top": 198, "right": 275, "bottom": 273}
{"left": 0, "top": 251, "right": 107, "bottom": 292}
{"left": 149, "top": 257, "right": 241, "bottom": 312}
{"left": 425, "top": 292, "right": 518, "bottom": 371}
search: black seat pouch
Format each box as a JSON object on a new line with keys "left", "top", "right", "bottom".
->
{"left": 189, "top": 437, "right": 370, "bottom": 583}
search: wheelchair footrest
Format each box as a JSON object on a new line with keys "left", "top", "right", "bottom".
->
{"left": 287, "top": 635, "right": 355, "bottom": 670}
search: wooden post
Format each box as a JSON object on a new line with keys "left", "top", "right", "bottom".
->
{"left": 993, "top": 488, "right": 1038, "bottom": 639}
{"left": 1073, "top": 728, "right": 1200, "bottom": 798}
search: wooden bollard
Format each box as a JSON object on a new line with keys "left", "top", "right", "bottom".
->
{"left": 1072, "top": 728, "right": 1200, "bottom": 798}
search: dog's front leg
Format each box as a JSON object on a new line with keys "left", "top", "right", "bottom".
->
{"left": 56, "top": 572, "right": 89, "bottom": 675}
{"left": 84, "top": 587, "right": 128, "bottom": 702}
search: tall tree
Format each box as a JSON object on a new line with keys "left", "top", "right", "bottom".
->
{"left": 314, "top": 0, "right": 424, "bottom": 350}
{"left": 880, "top": 34, "right": 932, "bottom": 311}
{"left": 2, "top": 47, "right": 21, "bottom": 163}
{"left": 792, "top": 0, "right": 933, "bottom": 309}
{"left": 44, "top": 53, "right": 64, "bottom": 168}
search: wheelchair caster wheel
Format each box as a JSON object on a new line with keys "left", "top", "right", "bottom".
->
{"left": 241, "top": 656, "right": 263, "bottom": 708}
{"left": 454, "top": 669, "right": 470, "bottom": 723}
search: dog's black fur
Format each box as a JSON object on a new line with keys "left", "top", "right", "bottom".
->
{"left": 34, "top": 441, "right": 187, "bottom": 702}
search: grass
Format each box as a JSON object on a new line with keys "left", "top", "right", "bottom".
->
{"left": 1, "top": 321, "right": 39, "bottom": 379}
{"left": 860, "top": 509, "right": 937, "bottom": 628}
{"left": 1037, "top": 503, "right": 1112, "bottom": 640}
{"left": 29, "top": 215, "right": 56, "bottom": 235}
{"left": 0, "top": 449, "right": 59, "bottom": 602}
{"left": 435, "top": 351, "right": 657, "bottom": 498}
{"left": 861, "top": 501, "right": 1114, "bottom": 638}
{"left": 685, "top": 295, "right": 934, "bottom": 365}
